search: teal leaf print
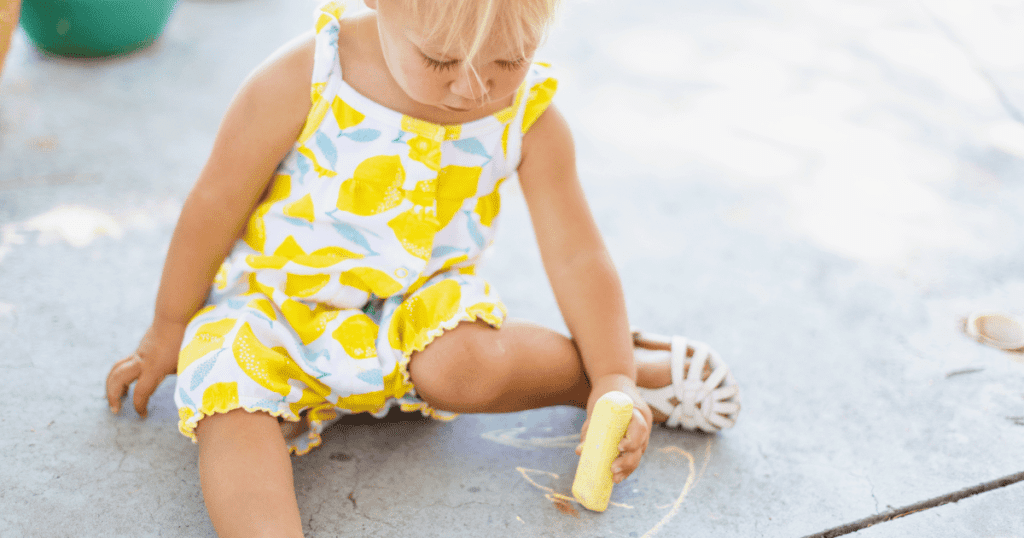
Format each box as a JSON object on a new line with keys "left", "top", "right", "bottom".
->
{"left": 315, "top": 131, "right": 338, "bottom": 169}
{"left": 431, "top": 245, "right": 469, "bottom": 258}
{"left": 392, "top": 130, "right": 412, "bottom": 144}
{"left": 189, "top": 353, "right": 220, "bottom": 391}
{"left": 357, "top": 368, "right": 384, "bottom": 387}
{"left": 300, "top": 349, "right": 332, "bottom": 379}
{"left": 465, "top": 211, "right": 486, "bottom": 249}
{"left": 282, "top": 216, "right": 315, "bottom": 230}
{"left": 453, "top": 137, "right": 491, "bottom": 163}
{"left": 250, "top": 398, "right": 283, "bottom": 412}
{"left": 178, "top": 387, "right": 196, "bottom": 409}
{"left": 342, "top": 128, "right": 381, "bottom": 142}
{"left": 296, "top": 152, "right": 311, "bottom": 178}
{"left": 329, "top": 219, "right": 379, "bottom": 255}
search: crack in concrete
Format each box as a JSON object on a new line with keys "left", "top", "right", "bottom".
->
{"left": 800, "top": 470, "right": 1024, "bottom": 538}
{"left": 112, "top": 427, "right": 129, "bottom": 472}
{"left": 850, "top": 470, "right": 880, "bottom": 514}
{"left": 352, "top": 510, "right": 398, "bottom": 530}
{"left": 916, "top": 0, "right": 1024, "bottom": 125}
{"left": 305, "top": 499, "right": 326, "bottom": 532}
{"left": 868, "top": 482, "right": 880, "bottom": 515}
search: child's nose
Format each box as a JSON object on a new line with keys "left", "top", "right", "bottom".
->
{"left": 450, "top": 70, "right": 491, "bottom": 100}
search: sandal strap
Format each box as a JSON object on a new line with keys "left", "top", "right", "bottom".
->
{"left": 646, "top": 334, "right": 739, "bottom": 432}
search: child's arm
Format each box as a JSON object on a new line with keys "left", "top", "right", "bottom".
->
{"left": 105, "top": 33, "right": 316, "bottom": 417}
{"left": 517, "top": 105, "right": 653, "bottom": 483}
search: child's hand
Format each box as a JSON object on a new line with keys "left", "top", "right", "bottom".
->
{"left": 575, "top": 375, "right": 654, "bottom": 484}
{"left": 105, "top": 321, "right": 185, "bottom": 418}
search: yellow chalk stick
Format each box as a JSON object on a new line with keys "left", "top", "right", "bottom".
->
{"left": 572, "top": 391, "right": 634, "bottom": 512}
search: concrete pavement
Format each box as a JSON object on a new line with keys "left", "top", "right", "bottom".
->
{"left": 2, "top": 0, "right": 1023, "bottom": 536}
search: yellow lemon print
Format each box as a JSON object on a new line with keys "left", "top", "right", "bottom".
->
{"left": 214, "top": 264, "right": 229, "bottom": 290}
{"left": 178, "top": 406, "right": 194, "bottom": 425}
{"left": 474, "top": 177, "right": 505, "bottom": 227}
{"left": 244, "top": 174, "right": 292, "bottom": 252}
{"left": 522, "top": 77, "right": 558, "bottom": 133}
{"left": 338, "top": 266, "right": 404, "bottom": 297}
{"left": 285, "top": 273, "right": 332, "bottom": 298}
{"left": 194, "top": 304, "right": 217, "bottom": 318}
{"left": 407, "top": 254, "right": 469, "bottom": 296}
{"left": 179, "top": 317, "right": 238, "bottom": 373}
{"left": 388, "top": 278, "right": 462, "bottom": 356}
{"left": 320, "top": 0, "right": 345, "bottom": 20}
{"left": 247, "top": 273, "right": 276, "bottom": 299}
{"left": 332, "top": 313, "right": 378, "bottom": 359}
{"left": 283, "top": 194, "right": 316, "bottom": 223}
{"left": 200, "top": 382, "right": 239, "bottom": 416}
{"left": 407, "top": 135, "right": 442, "bottom": 171}
{"left": 299, "top": 82, "right": 331, "bottom": 144}
{"left": 273, "top": 235, "right": 306, "bottom": 258}
{"left": 249, "top": 236, "right": 362, "bottom": 270}
{"left": 337, "top": 155, "right": 406, "bottom": 216}
{"left": 334, "top": 363, "right": 410, "bottom": 413}
{"left": 404, "top": 178, "right": 436, "bottom": 208}
{"left": 332, "top": 96, "right": 365, "bottom": 131}
{"left": 246, "top": 234, "right": 301, "bottom": 269}
{"left": 293, "top": 246, "right": 363, "bottom": 268}
{"left": 501, "top": 124, "right": 510, "bottom": 158}
{"left": 297, "top": 146, "right": 338, "bottom": 178}
{"left": 443, "top": 125, "right": 461, "bottom": 140}
{"left": 232, "top": 322, "right": 324, "bottom": 398}
{"left": 247, "top": 298, "right": 278, "bottom": 322}
{"left": 400, "top": 116, "right": 444, "bottom": 142}
{"left": 388, "top": 206, "right": 440, "bottom": 261}
{"left": 280, "top": 299, "right": 341, "bottom": 345}
{"left": 436, "top": 165, "right": 482, "bottom": 228}
{"left": 467, "top": 301, "right": 506, "bottom": 327}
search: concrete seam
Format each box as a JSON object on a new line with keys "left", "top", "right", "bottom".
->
{"left": 800, "top": 470, "right": 1024, "bottom": 538}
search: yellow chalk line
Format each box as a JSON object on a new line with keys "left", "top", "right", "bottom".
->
{"left": 640, "top": 439, "right": 713, "bottom": 538}
{"left": 515, "top": 467, "right": 634, "bottom": 509}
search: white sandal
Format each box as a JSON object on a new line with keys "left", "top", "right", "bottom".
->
{"left": 965, "top": 312, "right": 1024, "bottom": 351}
{"left": 633, "top": 330, "right": 740, "bottom": 432}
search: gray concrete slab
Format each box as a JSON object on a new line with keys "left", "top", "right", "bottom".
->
{"left": 3, "top": 0, "right": 1024, "bottom": 536}
{"left": 850, "top": 480, "right": 1024, "bottom": 538}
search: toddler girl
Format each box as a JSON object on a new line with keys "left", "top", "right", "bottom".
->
{"left": 105, "top": 1, "right": 740, "bottom": 536}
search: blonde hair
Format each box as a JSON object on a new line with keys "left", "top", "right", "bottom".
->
{"left": 405, "top": 0, "right": 560, "bottom": 66}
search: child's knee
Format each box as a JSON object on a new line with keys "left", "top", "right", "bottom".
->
{"left": 408, "top": 320, "right": 510, "bottom": 410}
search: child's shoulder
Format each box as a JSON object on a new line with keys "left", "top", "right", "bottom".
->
{"left": 234, "top": 32, "right": 317, "bottom": 131}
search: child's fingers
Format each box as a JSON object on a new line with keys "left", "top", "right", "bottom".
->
{"left": 618, "top": 409, "right": 650, "bottom": 454}
{"left": 132, "top": 363, "right": 166, "bottom": 419}
{"left": 105, "top": 354, "right": 142, "bottom": 414}
{"left": 611, "top": 448, "right": 644, "bottom": 483}
{"left": 611, "top": 409, "right": 650, "bottom": 483}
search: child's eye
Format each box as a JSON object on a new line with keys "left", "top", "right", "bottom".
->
{"left": 496, "top": 58, "right": 527, "bottom": 71}
{"left": 422, "top": 54, "right": 459, "bottom": 72}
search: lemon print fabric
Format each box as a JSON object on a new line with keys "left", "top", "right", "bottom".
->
{"left": 173, "top": 1, "right": 555, "bottom": 456}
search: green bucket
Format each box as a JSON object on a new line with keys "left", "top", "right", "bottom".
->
{"left": 20, "top": 0, "right": 178, "bottom": 57}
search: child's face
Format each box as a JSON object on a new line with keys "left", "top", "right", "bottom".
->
{"left": 370, "top": 0, "right": 536, "bottom": 114}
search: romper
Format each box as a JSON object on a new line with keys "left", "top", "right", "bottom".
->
{"left": 174, "top": 1, "right": 558, "bottom": 455}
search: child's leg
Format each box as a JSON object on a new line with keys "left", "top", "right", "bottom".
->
{"left": 196, "top": 409, "right": 304, "bottom": 538}
{"left": 407, "top": 318, "right": 681, "bottom": 415}
{"left": 408, "top": 319, "right": 592, "bottom": 413}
